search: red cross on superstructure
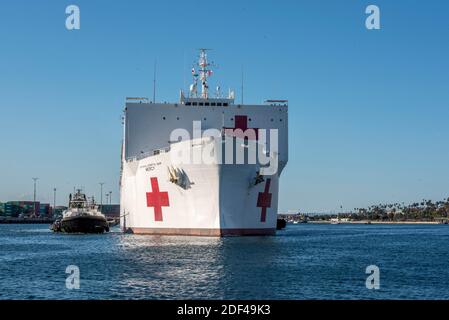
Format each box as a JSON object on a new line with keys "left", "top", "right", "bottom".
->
{"left": 257, "top": 178, "right": 272, "bottom": 222}
{"left": 146, "top": 177, "right": 169, "bottom": 222}
{"left": 224, "top": 115, "right": 259, "bottom": 140}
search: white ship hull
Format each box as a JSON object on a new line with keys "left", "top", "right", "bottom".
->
{"left": 121, "top": 142, "right": 280, "bottom": 236}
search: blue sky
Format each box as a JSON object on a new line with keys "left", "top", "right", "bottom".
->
{"left": 0, "top": 0, "right": 448, "bottom": 212}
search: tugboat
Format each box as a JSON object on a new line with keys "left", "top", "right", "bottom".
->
{"left": 51, "top": 190, "right": 109, "bottom": 233}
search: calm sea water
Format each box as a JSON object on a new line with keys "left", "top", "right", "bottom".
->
{"left": 1, "top": 223, "right": 449, "bottom": 300}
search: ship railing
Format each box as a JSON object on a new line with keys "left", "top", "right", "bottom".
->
{"left": 125, "top": 132, "right": 272, "bottom": 163}
{"left": 264, "top": 99, "right": 288, "bottom": 107}
{"left": 126, "top": 146, "right": 171, "bottom": 162}
{"left": 126, "top": 97, "right": 149, "bottom": 103}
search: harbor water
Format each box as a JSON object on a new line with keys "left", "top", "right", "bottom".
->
{"left": 1, "top": 223, "right": 449, "bottom": 300}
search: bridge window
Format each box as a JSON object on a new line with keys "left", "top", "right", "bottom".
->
{"left": 199, "top": 102, "right": 204, "bottom": 106}
{"left": 211, "top": 103, "right": 216, "bottom": 106}
{"left": 217, "top": 103, "right": 222, "bottom": 106}
{"left": 193, "top": 102, "right": 198, "bottom": 106}
{"left": 186, "top": 102, "right": 191, "bottom": 106}
{"left": 223, "top": 103, "right": 228, "bottom": 107}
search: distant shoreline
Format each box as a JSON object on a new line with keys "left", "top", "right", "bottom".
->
{"left": 307, "top": 220, "right": 440, "bottom": 225}
{"left": 0, "top": 218, "right": 55, "bottom": 224}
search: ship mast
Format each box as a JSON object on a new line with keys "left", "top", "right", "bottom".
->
{"left": 198, "top": 49, "right": 213, "bottom": 99}
{"left": 185, "top": 49, "right": 234, "bottom": 101}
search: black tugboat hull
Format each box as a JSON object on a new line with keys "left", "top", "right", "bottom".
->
{"left": 276, "top": 218, "right": 287, "bottom": 230}
{"left": 60, "top": 216, "right": 109, "bottom": 234}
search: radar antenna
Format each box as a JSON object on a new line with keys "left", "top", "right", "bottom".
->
{"left": 189, "top": 66, "right": 198, "bottom": 98}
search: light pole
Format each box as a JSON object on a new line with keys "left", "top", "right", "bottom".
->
{"left": 32, "top": 178, "right": 39, "bottom": 217}
{"left": 109, "top": 191, "right": 112, "bottom": 204}
{"left": 105, "top": 193, "right": 109, "bottom": 206}
{"left": 53, "top": 188, "right": 57, "bottom": 215}
{"left": 99, "top": 182, "right": 105, "bottom": 208}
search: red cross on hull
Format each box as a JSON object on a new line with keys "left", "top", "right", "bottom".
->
{"left": 257, "top": 178, "right": 272, "bottom": 222}
{"left": 146, "top": 177, "right": 169, "bottom": 222}
{"left": 224, "top": 115, "right": 259, "bottom": 140}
